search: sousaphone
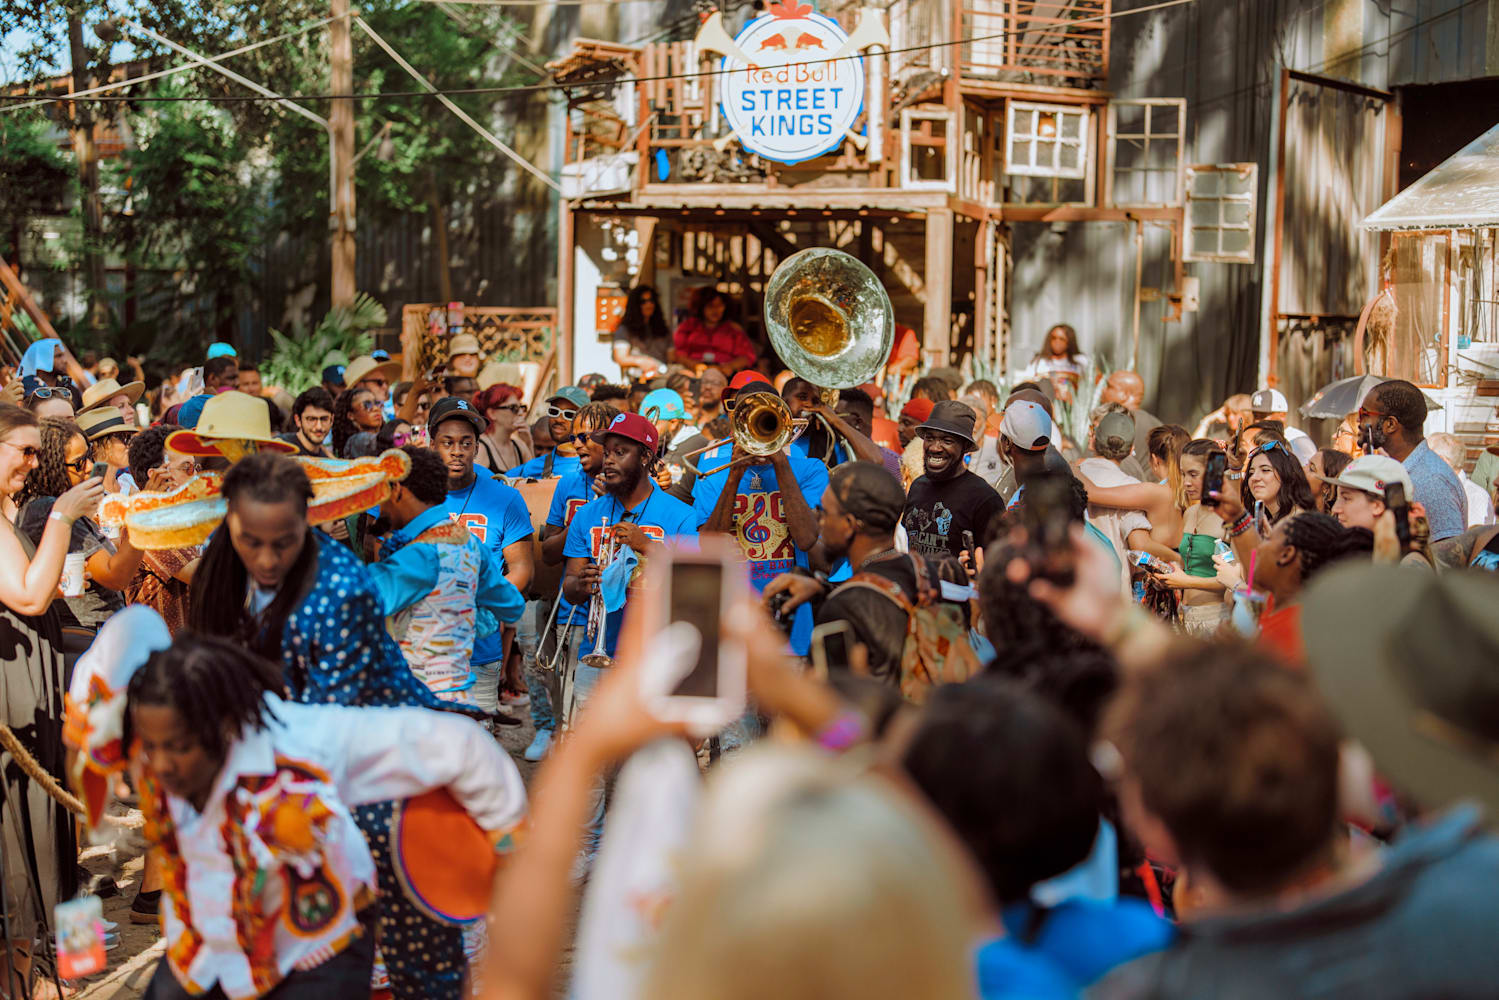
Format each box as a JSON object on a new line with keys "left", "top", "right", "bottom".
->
{"left": 764, "top": 247, "right": 894, "bottom": 394}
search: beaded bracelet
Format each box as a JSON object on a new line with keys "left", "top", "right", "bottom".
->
{"left": 1224, "top": 512, "right": 1254, "bottom": 538}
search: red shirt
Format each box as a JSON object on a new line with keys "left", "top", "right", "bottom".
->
{"left": 886, "top": 324, "right": 920, "bottom": 368}
{"left": 1257, "top": 601, "right": 1305, "bottom": 667}
{"left": 673, "top": 317, "right": 755, "bottom": 365}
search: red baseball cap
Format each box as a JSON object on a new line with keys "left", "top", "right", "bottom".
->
{"left": 901, "top": 398, "right": 934, "bottom": 422}
{"left": 591, "top": 411, "right": 660, "bottom": 455}
{"left": 729, "top": 370, "right": 773, "bottom": 391}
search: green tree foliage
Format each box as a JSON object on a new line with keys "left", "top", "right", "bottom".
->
{"left": 0, "top": 112, "right": 71, "bottom": 259}
{"left": 101, "top": 78, "right": 264, "bottom": 355}
{"left": 262, "top": 292, "right": 386, "bottom": 395}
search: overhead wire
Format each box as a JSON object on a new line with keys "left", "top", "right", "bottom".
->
{"left": 0, "top": 0, "right": 1199, "bottom": 105}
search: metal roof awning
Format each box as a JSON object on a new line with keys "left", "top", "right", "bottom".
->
{"left": 1363, "top": 121, "right": 1499, "bottom": 231}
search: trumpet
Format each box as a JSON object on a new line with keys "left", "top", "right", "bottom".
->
{"left": 681, "top": 391, "right": 805, "bottom": 478}
{"left": 581, "top": 516, "right": 615, "bottom": 669}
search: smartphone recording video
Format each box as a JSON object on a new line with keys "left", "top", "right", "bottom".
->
{"left": 1202, "top": 452, "right": 1227, "bottom": 508}
{"left": 667, "top": 561, "right": 723, "bottom": 699}
{"left": 1019, "top": 471, "right": 1076, "bottom": 587}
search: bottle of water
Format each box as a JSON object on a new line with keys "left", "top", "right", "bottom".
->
{"left": 1214, "top": 539, "right": 1236, "bottom": 564}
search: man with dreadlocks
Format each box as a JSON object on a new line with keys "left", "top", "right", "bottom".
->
{"left": 66, "top": 610, "right": 526, "bottom": 1000}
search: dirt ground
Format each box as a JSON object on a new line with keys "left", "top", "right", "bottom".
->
{"left": 74, "top": 712, "right": 543, "bottom": 1000}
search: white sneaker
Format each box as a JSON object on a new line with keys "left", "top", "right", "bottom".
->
{"left": 523, "top": 728, "right": 553, "bottom": 762}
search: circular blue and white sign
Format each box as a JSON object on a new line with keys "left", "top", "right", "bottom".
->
{"left": 719, "top": 10, "right": 864, "bottom": 165}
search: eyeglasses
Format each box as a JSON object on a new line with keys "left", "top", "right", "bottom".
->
{"left": 26, "top": 386, "right": 72, "bottom": 401}
{"left": 1357, "top": 407, "right": 1390, "bottom": 423}
{"left": 546, "top": 406, "right": 578, "bottom": 420}
{"left": 494, "top": 403, "right": 526, "bottom": 414}
{"left": 158, "top": 459, "right": 201, "bottom": 476}
{"left": 0, "top": 440, "right": 39, "bottom": 460}
{"left": 66, "top": 455, "right": 90, "bottom": 473}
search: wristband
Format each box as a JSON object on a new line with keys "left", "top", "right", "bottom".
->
{"left": 49, "top": 511, "right": 75, "bottom": 528}
{"left": 1224, "top": 512, "right": 1254, "bottom": 539}
{"left": 814, "top": 710, "right": 868, "bottom": 753}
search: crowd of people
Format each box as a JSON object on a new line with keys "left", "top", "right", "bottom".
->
{"left": 0, "top": 322, "right": 1495, "bottom": 1000}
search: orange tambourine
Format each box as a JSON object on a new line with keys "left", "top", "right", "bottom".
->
{"left": 389, "top": 788, "right": 510, "bottom": 926}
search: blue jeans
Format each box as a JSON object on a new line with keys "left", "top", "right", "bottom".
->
{"left": 518, "top": 599, "right": 555, "bottom": 731}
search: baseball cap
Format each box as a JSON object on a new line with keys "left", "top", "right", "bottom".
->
{"left": 428, "top": 396, "right": 487, "bottom": 436}
{"left": 727, "top": 376, "right": 774, "bottom": 403}
{"left": 1000, "top": 400, "right": 1054, "bottom": 451}
{"left": 640, "top": 388, "right": 687, "bottom": 421}
{"left": 1251, "top": 388, "right": 1289, "bottom": 412}
{"left": 1322, "top": 455, "right": 1413, "bottom": 498}
{"left": 371, "top": 349, "right": 391, "bottom": 362}
{"left": 548, "top": 385, "right": 589, "bottom": 409}
{"left": 592, "top": 411, "right": 660, "bottom": 456}
{"left": 206, "top": 342, "right": 238, "bottom": 360}
{"left": 829, "top": 460, "right": 905, "bottom": 532}
{"left": 900, "top": 398, "right": 934, "bottom": 422}
{"left": 1095, "top": 410, "right": 1136, "bottom": 452}
{"left": 729, "top": 370, "right": 770, "bottom": 392}
{"left": 322, "top": 364, "right": 346, "bottom": 388}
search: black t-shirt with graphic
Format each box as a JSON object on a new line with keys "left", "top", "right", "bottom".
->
{"left": 902, "top": 470, "right": 1005, "bottom": 559}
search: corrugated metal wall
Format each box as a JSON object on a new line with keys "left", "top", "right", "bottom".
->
{"left": 1019, "top": 0, "right": 1496, "bottom": 424}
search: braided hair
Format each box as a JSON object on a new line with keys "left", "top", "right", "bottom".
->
{"left": 331, "top": 387, "right": 373, "bottom": 458}
{"left": 124, "top": 633, "right": 284, "bottom": 764}
{"left": 17, "top": 417, "right": 84, "bottom": 507}
{"left": 188, "top": 452, "right": 316, "bottom": 662}
{"left": 1283, "top": 512, "right": 1372, "bottom": 582}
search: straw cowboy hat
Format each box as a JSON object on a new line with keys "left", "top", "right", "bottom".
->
{"left": 79, "top": 377, "right": 144, "bottom": 415}
{"left": 76, "top": 406, "right": 135, "bottom": 443}
{"left": 166, "top": 391, "right": 296, "bottom": 459}
{"left": 344, "top": 355, "right": 402, "bottom": 390}
{"left": 1304, "top": 564, "right": 1499, "bottom": 816}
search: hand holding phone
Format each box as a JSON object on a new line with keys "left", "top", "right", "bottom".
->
{"left": 810, "top": 621, "right": 853, "bottom": 682}
{"left": 1019, "top": 471, "right": 1076, "bottom": 587}
{"left": 91, "top": 461, "right": 109, "bottom": 482}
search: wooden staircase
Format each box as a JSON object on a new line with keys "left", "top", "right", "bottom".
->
{"left": 0, "top": 258, "right": 56, "bottom": 369}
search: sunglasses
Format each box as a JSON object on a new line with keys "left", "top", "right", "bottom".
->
{"left": 27, "top": 386, "right": 72, "bottom": 401}
{"left": 66, "top": 455, "right": 90, "bottom": 473}
{"left": 1250, "top": 440, "right": 1291, "bottom": 459}
{"left": 0, "top": 441, "right": 39, "bottom": 460}
{"left": 356, "top": 399, "right": 382, "bottom": 411}
{"left": 391, "top": 433, "right": 412, "bottom": 447}
{"left": 546, "top": 406, "right": 578, "bottom": 420}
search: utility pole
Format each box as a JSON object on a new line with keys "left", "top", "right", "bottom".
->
{"left": 329, "top": 0, "right": 356, "bottom": 307}
{"left": 67, "top": 14, "right": 109, "bottom": 332}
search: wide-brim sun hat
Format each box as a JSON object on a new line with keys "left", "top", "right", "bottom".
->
{"left": 345, "top": 355, "right": 402, "bottom": 389}
{"left": 165, "top": 391, "right": 297, "bottom": 458}
{"left": 79, "top": 377, "right": 144, "bottom": 414}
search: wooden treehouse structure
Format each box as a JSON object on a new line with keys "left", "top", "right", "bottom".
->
{"left": 550, "top": 0, "right": 1201, "bottom": 382}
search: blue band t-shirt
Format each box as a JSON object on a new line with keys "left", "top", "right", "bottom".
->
{"left": 563, "top": 483, "right": 698, "bottom": 657}
{"left": 546, "top": 465, "right": 600, "bottom": 629}
{"left": 440, "top": 473, "right": 535, "bottom": 664}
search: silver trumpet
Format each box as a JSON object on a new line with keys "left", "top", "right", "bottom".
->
{"left": 581, "top": 517, "right": 616, "bottom": 668}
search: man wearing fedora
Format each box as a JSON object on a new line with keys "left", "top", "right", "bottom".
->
{"left": 902, "top": 399, "right": 1005, "bottom": 561}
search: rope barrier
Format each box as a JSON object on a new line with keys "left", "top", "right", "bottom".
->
{"left": 0, "top": 726, "right": 84, "bottom": 818}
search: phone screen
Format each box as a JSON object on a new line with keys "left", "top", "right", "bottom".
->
{"left": 668, "top": 562, "right": 723, "bottom": 698}
{"left": 91, "top": 461, "right": 109, "bottom": 481}
{"left": 818, "top": 628, "right": 849, "bottom": 671}
{"left": 1203, "top": 452, "right": 1227, "bottom": 507}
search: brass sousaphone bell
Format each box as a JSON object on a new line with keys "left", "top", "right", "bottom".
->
{"left": 682, "top": 248, "right": 894, "bottom": 476}
{"left": 764, "top": 247, "right": 894, "bottom": 396}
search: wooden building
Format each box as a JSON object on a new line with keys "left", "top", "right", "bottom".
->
{"left": 549, "top": 0, "right": 1202, "bottom": 391}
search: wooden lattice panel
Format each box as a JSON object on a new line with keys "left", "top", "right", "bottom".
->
{"left": 402, "top": 305, "right": 557, "bottom": 375}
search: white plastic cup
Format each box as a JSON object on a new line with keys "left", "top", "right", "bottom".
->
{"left": 61, "top": 553, "right": 86, "bottom": 598}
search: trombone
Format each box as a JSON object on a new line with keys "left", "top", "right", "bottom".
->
{"left": 681, "top": 390, "right": 804, "bottom": 478}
